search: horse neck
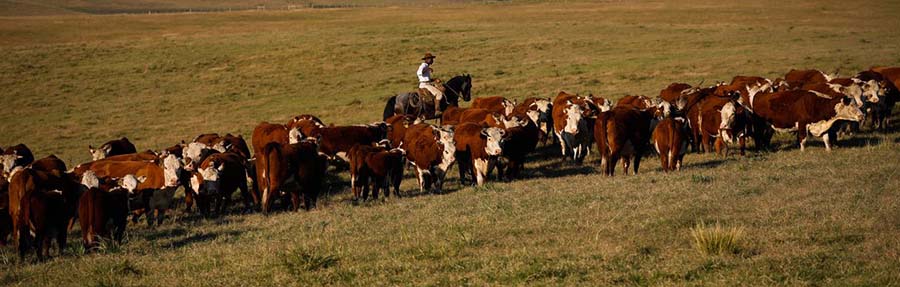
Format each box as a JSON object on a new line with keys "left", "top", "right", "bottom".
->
{"left": 443, "top": 76, "right": 465, "bottom": 101}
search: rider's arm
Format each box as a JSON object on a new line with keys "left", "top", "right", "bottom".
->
{"left": 417, "top": 63, "right": 431, "bottom": 82}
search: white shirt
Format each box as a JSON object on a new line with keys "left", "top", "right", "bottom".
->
{"left": 417, "top": 62, "right": 432, "bottom": 83}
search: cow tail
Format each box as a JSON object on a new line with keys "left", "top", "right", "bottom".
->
{"left": 597, "top": 115, "right": 611, "bottom": 172}
{"left": 667, "top": 119, "right": 677, "bottom": 165}
{"left": 383, "top": 96, "right": 397, "bottom": 121}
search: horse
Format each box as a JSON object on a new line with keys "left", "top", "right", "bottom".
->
{"left": 382, "top": 74, "right": 472, "bottom": 121}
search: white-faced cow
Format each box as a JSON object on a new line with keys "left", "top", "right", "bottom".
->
{"left": 454, "top": 123, "right": 505, "bottom": 186}
{"left": 401, "top": 124, "right": 455, "bottom": 194}
{"left": 88, "top": 137, "right": 137, "bottom": 161}
{"left": 748, "top": 89, "right": 865, "bottom": 151}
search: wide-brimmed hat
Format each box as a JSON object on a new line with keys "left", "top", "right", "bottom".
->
{"left": 422, "top": 53, "right": 436, "bottom": 60}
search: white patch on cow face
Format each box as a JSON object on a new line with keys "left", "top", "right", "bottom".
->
{"left": 563, "top": 104, "right": 583, "bottom": 134}
{"left": 861, "top": 80, "right": 881, "bottom": 104}
{"left": 657, "top": 101, "right": 673, "bottom": 118}
{"left": 81, "top": 170, "right": 100, "bottom": 189}
{"left": 90, "top": 146, "right": 107, "bottom": 161}
{"left": 838, "top": 85, "right": 865, "bottom": 107}
{"left": 502, "top": 99, "right": 515, "bottom": 116}
{"left": 436, "top": 128, "right": 456, "bottom": 172}
{"left": 121, "top": 174, "right": 144, "bottom": 193}
{"left": 0, "top": 154, "right": 20, "bottom": 174}
{"left": 597, "top": 100, "right": 612, "bottom": 112}
{"left": 199, "top": 165, "right": 220, "bottom": 183}
{"left": 807, "top": 101, "right": 866, "bottom": 137}
{"left": 182, "top": 142, "right": 208, "bottom": 171}
{"left": 212, "top": 141, "right": 228, "bottom": 153}
{"left": 501, "top": 115, "right": 525, "bottom": 129}
{"left": 288, "top": 127, "right": 302, "bottom": 144}
{"left": 162, "top": 154, "right": 183, "bottom": 187}
{"left": 719, "top": 102, "right": 737, "bottom": 144}
{"left": 482, "top": 127, "right": 505, "bottom": 156}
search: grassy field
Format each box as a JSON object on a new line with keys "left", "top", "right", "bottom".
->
{"left": 1, "top": 0, "right": 900, "bottom": 285}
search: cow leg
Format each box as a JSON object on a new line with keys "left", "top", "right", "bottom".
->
{"left": 659, "top": 148, "right": 669, "bottom": 172}
{"left": 474, "top": 158, "right": 488, "bottom": 186}
{"left": 823, "top": 132, "right": 833, "bottom": 151}
{"left": 392, "top": 170, "right": 403, "bottom": 198}
{"left": 633, "top": 154, "right": 642, "bottom": 175}
{"left": 289, "top": 192, "right": 300, "bottom": 212}
{"left": 156, "top": 209, "right": 165, "bottom": 226}
{"left": 55, "top": 227, "right": 66, "bottom": 257}
{"left": 739, "top": 136, "right": 746, "bottom": 156}
{"left": 184, "top": 189, "right": 195, "bottom": 213}
{"left": 798, "top": 123, "right": 808, "bottom": 151}
{"left": 715, "top": 137, "right": 727, "bottom": 158}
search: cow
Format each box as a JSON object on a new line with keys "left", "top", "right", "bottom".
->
{"left": 401, "top": 124, "right": 455, "bottom": 194}
{"left": 659, "top": 83, "right": 693, "bottom": 104}
{"left": 256, "top": 141, "right": 326, "bottom": 213}
{"left": 512, "top": 98, "right": 553, "bottom": 144}
{"left": 615, "top": 95, "right": 654, "bottom": 110}
{"left": 287, "top": 114, "right": 327, "bottom": 140}
{"left": 348, "top": 145, "right": 406, "bottom": 201}
{"left": 85, "top": 155, "right": 183, "bottom": 226}
{"left": 748, "top": 89, "right": 865, "bottom": 151}
{"left": 190, "top": 152, "right": 253, "bottom": 216}
{"left": 7, "top": 166, "right": 77, "bottom": 260}
{"left": 471, "top": 96, "right": 516, "bottom": 116}
{"left": 594, "top": 107, "right": 652, "bottom": 176}
{"left": 29, "top": 155, "right": 68, "bottom": 175}
{"left": 316, "top": 123, "right": 389, "bottom": 162}
{"left": 440, "top": 106, "right": 467, "bottom": 126}
{"left": 72, "top": 151, "right": 160, "bottom": 178}
{"left": 27, "top": 155, "right": 82, "bottom": 230}
{"left": 78, "top": 171, "right": 140, "bottom": 249}
{"left": 88, "top": 137, "right": 137, "bottom": 161}
{"left": 783, "top": 69, "right": 834, "bottom": 90}
{"left": 1, "top": 144, "right": 35, "bottom": 176}
{"left": 552, "top": 100, "right": 593, "bottom": 163}
{"left": 386, "top": 114, "right": 419, "bottom": 148}
{"left": 453, "top": 123, "right": 505, "bottom": 186}
{"left": 497, "top": 115, "right": 539, "bottom": 180}
{"left": 652, "top": 115, "right": 689, "bottom": 172}
{"left": 693, "top": 90, "right": 749, "bottom": 156}
{"left": 252, "top": 122, "right": 302, "bottom": 156}
{"left": 861, "top": 67, "right": 900, "bottom": 130}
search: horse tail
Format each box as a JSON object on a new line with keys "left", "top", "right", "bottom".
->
{"left": 383, "top": 96, "right": 397, "bottom": 121}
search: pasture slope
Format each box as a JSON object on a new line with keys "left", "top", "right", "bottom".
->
{"left": 1, "top": 0, "right": 900, "bottom": 285}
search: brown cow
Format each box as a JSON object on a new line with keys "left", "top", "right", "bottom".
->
{"left": 616, "top": 95, "right": 654, "bottom": 110}
{"left": 78, "top": 171, "right": 139, "bottom": 248}
{"left": 252, "top": 122, "right": 302, "bottom": 157}
{"left": 386, "top": 114, "right": 419, "bottom": 149}
{"left": 1, "top": 144, "right": 35, "bottom": 175}
{"left": 7, "top": 166, "right": 76, "bottom": 260}
{"left": 458, "top": 108, "right": 495, "bottom": 125}
{"left": 659, "top": 83, "right": 693, "bottom": 104}
{"left": 693, "top": 90, "right": 749, "bottom": 156}
{"left": 784, "top": 69, "right": 834, "bottom": 90}
{"left": 401, "top": 124, "right": 455, "bottom": 193}
{"left": 594, "top": 107, "right": 652, "bottom": 176}
{"left": 316, "top": 123, "right": 389, "bottom": 162}
{"left": 287, "top": 114, "right": 327, "bottom": 139}
{"left": 88, "top": 137, "right": 137, "bottom": 161}
{"left": 454, "top": 123, "right": 506, "bottom": 186}
{"left": 190, "top": 152, "right": 252, "bottom": 216}
{"left": 85, "top": 155, "right": 183, "bottom": 226}
{"left": 349, "top": 145, "right": 406, "bottom": 200}
{"left": 471, "top": 96, "right": 516, "bottom": 116}
{"left": 749, "top": 90, "right": 865, "bottom": 151}
{"left": 652, "top": 116, "right": 689, "bottom": 172}
{"left": 256, "top": 141, "right": 326, "bottom": 213}
{"left": 552, "top": 99, "right": 593, "bottom": 163}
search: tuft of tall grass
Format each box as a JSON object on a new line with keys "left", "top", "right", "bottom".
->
{"left": 280, "top": 248, "right": 340, "bottom": 275}
{"left": 690, "top": 221, "right": 745, "bottom": 256}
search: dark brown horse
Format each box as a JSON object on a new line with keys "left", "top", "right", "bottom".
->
{"left": 382, "top": 75, "right": 472, "bottom": 120}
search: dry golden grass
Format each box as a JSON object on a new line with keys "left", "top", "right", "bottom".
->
{"left": 1, "top": 0, "right": 899, "bottom": 285}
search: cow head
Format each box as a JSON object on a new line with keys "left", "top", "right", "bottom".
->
{"left": 434, "top": 127, "right": 456, "bottom": 167}
{"left": 481, "top": 127, "right": 506, "bottom": 156}
{"left": 563, "top": 102, "right": 584, "bottom": 134}
{"left": 81, "top": 170, "right": 101, "bottom": 189}
{"left": 288, "top": 126, "right": 303, "bottom": 144}
{"left": 192, "top": 161, "right": 225, "bottom": 195}
{"left": 837, "top": 84, "right": 866, "bottom": 107}
{"left": 502, "top": 99, "right": 516, "bottom": 116}
{"left": 182, "top": 142, "right": 210, "bottom": 171}
{"left": 119, "top": 174, "right": 146, "bottom": 194}
{"left": 0, "top": 153, "right": 22, "bottom": 174}
{"left": 835, "top": 97, "right": 866, "bottom": 123}
{"left": 369, "top": 121, "right": 390, "bottom": 140}
{"left": 503, "top": 115, "right": 530, "bottom": 129}
{"left": 654, "top": 101, "right": 673, "bottom": 118}
{"left": 719, "top": 102, "right": 738, "bottom": 144}
{"left": 860, "top": 79, "right": 882, "bottom": 104}
{"left": 162, "top": 154, "right": 184, "bottom": 187}
{"left": 526, "top": 99, "right": 552, "bottom": 130}
{"left": 88, "top": 144, "right": 110, "bottom": 161}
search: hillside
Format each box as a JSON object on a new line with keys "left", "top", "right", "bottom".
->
{"left": 1, "top": 0, "right": 899, "bottom": 285}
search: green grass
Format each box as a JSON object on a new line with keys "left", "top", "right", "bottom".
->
{"left": 1, "top": 0, "right": 900, "bottom": 285}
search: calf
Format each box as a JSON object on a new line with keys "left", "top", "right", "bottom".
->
{"left": 78, "top": 171, "right": 139, "bottom": 248}
{"left": 88, "top": 137, "right": 137, "bottom": 161}
{"left": 749, "top": 90, "right": 865, "bottom": 151}
{"left": 471, "top": 96, "right": 516, "bottom": 116}
{"left": 1, "top": 144, "right": 35, "bottom": 176}
{"left": 349, "top": 145, "right": 406, "bottom": 200}
{"left": 594, "top": 107, "right": 652, "bottom": 176}
{"left": 454, "top": 123, "right": 505, "bottom": 186}
{"left": 401, "top": 124, "right": 456, "bottom": 193}
{"left": 190, "top": 152, "right": 253, "bottom": 216}
{"left": 652, "top": 116, "right": 689, "bottom": 172}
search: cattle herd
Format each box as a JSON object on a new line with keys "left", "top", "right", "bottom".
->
{"left": 0, "top": 66, "right": 898, "bottom": 262}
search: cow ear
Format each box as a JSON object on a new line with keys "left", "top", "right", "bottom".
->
{"left": 481, "top": 129, "right": 489, "bottom": 137}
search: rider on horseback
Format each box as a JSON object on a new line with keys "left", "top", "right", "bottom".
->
{"left": 417, "top": 53, "right": 444, "bottom": 116}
